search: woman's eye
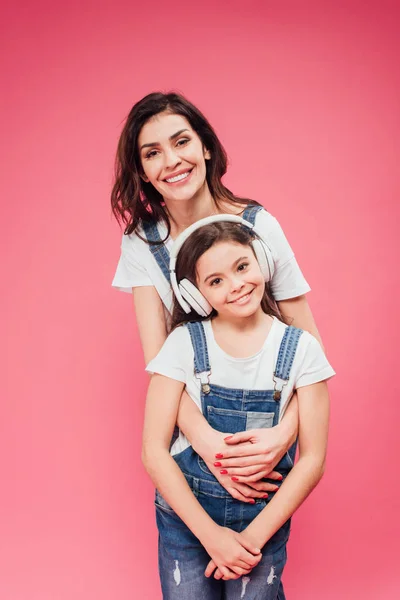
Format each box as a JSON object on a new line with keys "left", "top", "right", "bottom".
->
{"left": 176, "top": 138, "right": 190, "bottom": 147}
{"left": 210, "top": 278, "right": 222, "bottom": 286}
{"left": 237, "top": 262, "right": 249, "bottom": 271}
{"left": 145, "top": 149, "right": 158, "bottom": 159}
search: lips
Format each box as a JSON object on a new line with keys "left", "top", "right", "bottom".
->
{"left": 163, "top": 168, "right": 193, "bottom": 183}
{"left": 228, "top": 288, "right": 255, "bottom": 304}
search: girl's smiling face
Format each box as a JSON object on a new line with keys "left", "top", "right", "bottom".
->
{"left": 138, "top": 112, "right": 211, "bottom": 204}
{"left": 196, "top": 241, "right": 266, "bottom": 320}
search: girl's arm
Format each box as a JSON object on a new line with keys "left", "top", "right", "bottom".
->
{"left": 133, "top": 287, "right": 281, "bottom": 501}
{"left": 242, "top": 380, "right": 330, "bottom": 547}
{"left": 142, "top": 373, "right": 262, "bottom": 579}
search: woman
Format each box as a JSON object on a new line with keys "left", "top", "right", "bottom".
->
{"left": 111, "top": 91, "right": 322, "bottom": 501}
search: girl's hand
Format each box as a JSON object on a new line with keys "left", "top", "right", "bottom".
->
{"left": 193, "top": 428, "right": 281, "bottom": 501}
{"left": 214, "top": 426, "right": 293, "bottom": 483}
{"left": 202, "top": 527, "right": 262, "bottom": 580}
{"left": 206, "top": 528, "right": 265, "bottom": 580}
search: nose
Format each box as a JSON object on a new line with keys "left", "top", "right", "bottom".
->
{"left": 164, "top": 146, "right": 181, "bottom": 170}
{"left": 230, "top": 276, "right": 244, "bottom": 293}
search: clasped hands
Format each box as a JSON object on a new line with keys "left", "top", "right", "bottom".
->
{"left": 194, "top": 426, "right": 290, "bottom": 580}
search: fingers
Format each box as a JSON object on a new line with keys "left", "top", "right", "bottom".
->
{"left": 266, "top": 470, "right": 284, "bottom": 481}
{"left": 216, "top": 443, "right": 258, "bottom": 459}
{"left": 231, "top": 472, "right": 282, "bottom": 485}
{"left": 215, "top": 454, "right": 272, "bottom": 468}
{"left": 221, "top": 464, "right": 268, "bottom": 477}
{"left": 204, "top": 559, "right": 217, "bottom": 578}
{"left": 232, "top": 482, "right": 270, "bottom": 500}
{"left": 226, "top": 486, "right": 257, "bottom": 503}
{"left": 223, "top": 431, "right": 254, "bottom": 445}
{"left": 237, "top": 537, "right": 262, "bottom": 558}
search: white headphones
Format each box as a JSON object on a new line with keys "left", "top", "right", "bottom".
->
{"left": 170, "top": 214, "right": 275, "bottom": 317}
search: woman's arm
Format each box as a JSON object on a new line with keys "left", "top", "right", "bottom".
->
{"left": 216, "top": 294, "right": 324, "bottom": 479}
{"left": 278, "top": 294, "right": 323, "bottom": 348}
{"left": 142, "top": 374, "right": 262, "bottom": 579}
{"left": 133, "top": 287, "right": 281, "bottom": 501}
{"left": 242, "top": 380, "right": 330, "bottom": 548}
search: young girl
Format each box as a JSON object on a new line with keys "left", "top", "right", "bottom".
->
{"left": 142, "top": 216, "right": 334, "bottom": 599}
{"left": 111, "top": 92, "right": 323, "bottom": 503}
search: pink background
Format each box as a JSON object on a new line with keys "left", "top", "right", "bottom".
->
{"left": 2, "top": 1, "right": 399, "bottom": 598}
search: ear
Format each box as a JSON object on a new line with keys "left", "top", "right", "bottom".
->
{"left": 204, "top": 148, "right": 211, "bottom": 160}
{"left": 140, "top": 172, "right": 149, "bottom": 182}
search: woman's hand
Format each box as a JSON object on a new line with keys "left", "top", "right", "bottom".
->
{"left": 202, "top": 526, "right": 262, "bottom": 580}
{"left": 213, "top": 423, "right": 295, "bottom": 484}
{"left": 193, "top": 428, "right": 282, "bottom": 502}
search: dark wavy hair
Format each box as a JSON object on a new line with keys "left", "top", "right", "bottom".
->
{"left": 171, "top": 222, "right": 282, "bottom": 330}
{"left": 111, "top": 92, "right": 258, "bottom": 238}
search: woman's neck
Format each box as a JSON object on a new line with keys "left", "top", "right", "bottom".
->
{"left": 164, "top": 184, "right": 217, "bottom": 238}
{"left": 163, "top": 185, "right": 244, "bottom": 239}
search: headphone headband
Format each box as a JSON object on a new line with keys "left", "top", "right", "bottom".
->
{"left": 169, "top": 214, "right": 264, "bottom": 270}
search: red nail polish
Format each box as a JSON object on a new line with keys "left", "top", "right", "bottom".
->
{"left": 215, "top": 453, "right": 224, "bottom": 459}
{"left": 224, "top": 436, "right": 233, "bottom": 440}
{"left": 278, "top": 475, "right": 283, "bottom": 480}
{"left": 262, "top": 494, "right": 268, "bottom": 498}
{"left": 249, "top": 499, "right": 255, "bottom": 504}
{"left": 231, "top": 476, "right": 239, "bottom": 481}
{"left": 220, "top": 469, "right": 228, "bottom": 474}
{"left": 214, "top": 462, "right": 222, "bottom": 467}
{"left": 274, "top": 485, "right": 279, "bottom": 491}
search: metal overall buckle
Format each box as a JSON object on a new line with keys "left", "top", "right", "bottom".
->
{"left": 196, "top": 370, "right": 212, "bottom": 395}
{"left": 273, "top": 375, "right": 287, "bottom": 402}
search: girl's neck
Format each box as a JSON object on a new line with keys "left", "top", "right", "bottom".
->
{"left": 211, "top": 310, "right": 274, "bottom": 359}
{"left": 212, "top": 307, "right": 270, "bottom": 334}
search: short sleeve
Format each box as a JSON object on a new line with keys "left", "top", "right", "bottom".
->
{"left": 295, "top": 333, "right": 335, "bottom": 389}
{"left": 256, "top": 211, "right": 311, "bottom": 301}
{"left": 112, "top": 233, "right": 152, "bottom": 293}
{"left": 146, "top": 326, "right": 194, "bottom": 384}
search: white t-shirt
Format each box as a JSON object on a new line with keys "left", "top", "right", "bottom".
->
{"left": 146, "top": 318, "right": 335, "bottom": 455}
{"left": 112, "top": 208, "right": 311, "bottom": 316}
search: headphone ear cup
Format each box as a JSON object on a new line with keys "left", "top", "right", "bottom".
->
{"left": 251, "top": 239, "right": 275, "bottom": 282}
{"left": 179, "top": 279, "right": 213, "bottom": 317}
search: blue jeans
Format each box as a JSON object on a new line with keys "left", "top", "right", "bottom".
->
{"left": 156, "top": 463, "right": 290, "bottom": 599}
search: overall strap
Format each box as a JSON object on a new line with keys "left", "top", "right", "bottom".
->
{"left": 186, "top": 321, "right": 212, "bottom": 394}
{"left": 241, "top": 204, "right": 263, "bottom": 226}
{"left": 273, "top": 326, "right": 304, "bottom": 401}
{"left": 141, "top": 221, "right": 171, "bottom": 284}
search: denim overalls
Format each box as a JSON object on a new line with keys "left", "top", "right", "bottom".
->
{"left": 143, "top": 207, "right": 303, "bottom": 600}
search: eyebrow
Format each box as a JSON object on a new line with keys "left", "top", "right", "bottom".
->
{"left": 203, "top": 256, "right": 248, "bottom": 283}
{"left": 140, "top": 129, "right": 190, "bottom": 151}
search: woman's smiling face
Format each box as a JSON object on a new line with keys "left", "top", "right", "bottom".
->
{"left": 138, "top": 111, "right": 211, "bottom": 204}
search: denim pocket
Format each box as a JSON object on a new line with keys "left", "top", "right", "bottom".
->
{"left": 154, "top": 489, "right": 175, "bottom": 513}
{"left": 207, "top": 406, "right": 275, "bottom": 433}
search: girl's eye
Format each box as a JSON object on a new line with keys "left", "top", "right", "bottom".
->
{"left": 210, "top": 277, "right": 222, "bottom": 286}
{"left": 237, "top": 262, "right": 249, "bottom": 272}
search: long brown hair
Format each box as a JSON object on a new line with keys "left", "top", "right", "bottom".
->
{"left": 111, "top": 92, "right": 258, "bottom": 238}
{"left": 171, "top": 223, "right": 282, "bottom": 329}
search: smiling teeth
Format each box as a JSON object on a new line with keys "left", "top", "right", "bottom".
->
{"left": 233, "top": 293, "right": 250, "bottom": 304}
{"left": 166, "top": 171, "right": 190, "bottom": 183}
